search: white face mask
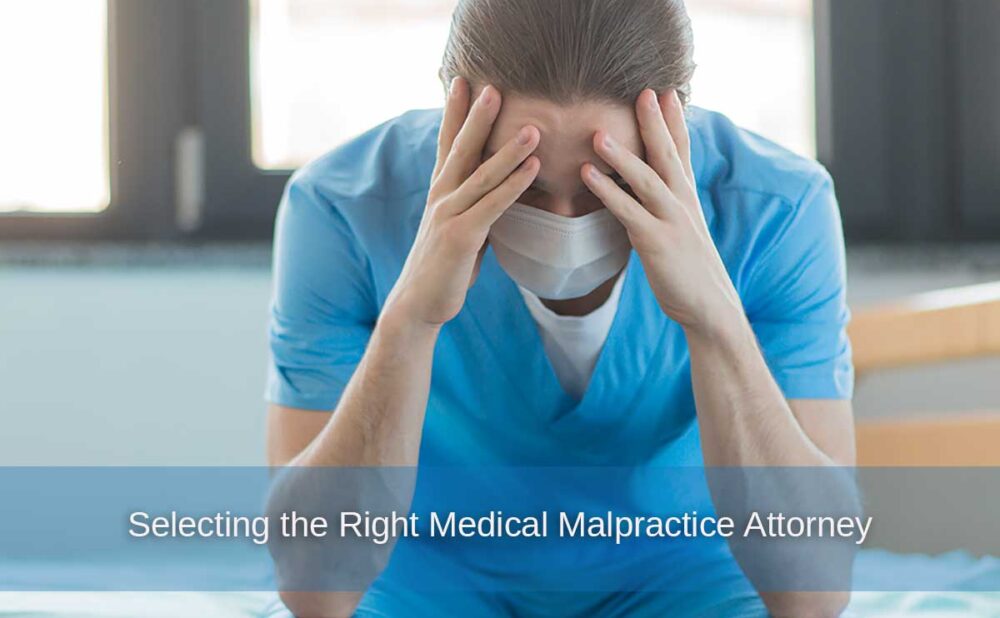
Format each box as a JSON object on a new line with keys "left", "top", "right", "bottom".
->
{"left": 488, "top": 203, "right": 632, "bottom": 300}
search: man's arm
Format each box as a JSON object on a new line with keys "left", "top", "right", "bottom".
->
{"left": 267, "top": 406, "right": 330, "bottom": 469}
{"left": 270, "top": 311, "right": 440, "bottom": 470}
{"left": 266, "top": 79, "right": 541, "bottom": 618}
{"left": 583, "top": 88, "right": 857, "bottom": 618}
{"left": 687, "top": 317, "right": 855, "bottom": 618}
{"left": 267, "top": 310, "right": 439, "bottom": 618}
{"left": 687, "top": 317, "right": 855, "bottom": 468}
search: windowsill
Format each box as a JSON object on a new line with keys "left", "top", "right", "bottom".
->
{"left": 0, "top": 242, "right": 272, "bottom": 269}
{"left": 847, "top": 244, "right": 1000, "bottom": 273}
{"left": 3, "top": 242, "right": 1000, "bottom": 279}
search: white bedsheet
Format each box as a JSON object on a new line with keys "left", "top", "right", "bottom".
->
{"left": 2, "top": 591, "right": 999, "bottom": 617}
{"left": 0, "top": 592, "right": 283, "bottom": 618}
{"left": 3, "top": 548, "right": 1000, "bottom": 618}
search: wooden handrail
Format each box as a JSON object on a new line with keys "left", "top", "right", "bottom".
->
{"left": 856, "top": 412, "right": 1000, "bottom": 467}
{"left": 849, "top": 282, "right": 1000, "bottom": 375}
{"left": 850, "top": 281, "right": 1000, "bottom": 466}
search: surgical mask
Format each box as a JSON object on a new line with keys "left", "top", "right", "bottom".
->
{"left": 489, "top": 203, "right": 632, "bottom": 300}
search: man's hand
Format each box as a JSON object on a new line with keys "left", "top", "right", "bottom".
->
{"left": 385, "top": 78, "right": 540, "bottom": 329}
{"left": 581, "top": 89, "right": 743, "bottom": 338}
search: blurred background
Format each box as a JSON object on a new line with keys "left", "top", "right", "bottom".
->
{"left": 1, "top": 0, "right": 998, "bottom": 486}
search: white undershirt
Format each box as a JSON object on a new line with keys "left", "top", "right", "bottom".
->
{"left": 518, "top": 274, "right": 626, "bottom": 400}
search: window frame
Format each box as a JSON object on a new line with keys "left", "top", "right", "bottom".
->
{"left": 0, "top": 0, "right": 194, "bottom": 241}
{"left": 5, "top": 0, "right": 998, "bottom": 243}
{"left": 193, "top": 0, "right": 288, "bottom": 240}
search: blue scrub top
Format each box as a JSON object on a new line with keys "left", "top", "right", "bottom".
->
{"left": 266, "top": 107, "right": 853, "bottom": 617}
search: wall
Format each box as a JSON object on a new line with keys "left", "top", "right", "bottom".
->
{"left": 1, "top": 254, "right": 271, "bottom": 466}
{"left": 2, "top": 245, "right": 999, "bottom": 553}
{"left": 4, "top": 246, "right": 1000, "bottom": 465}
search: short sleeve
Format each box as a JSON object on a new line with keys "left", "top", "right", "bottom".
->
{"left": 266, "top": 174, "right": 378, "bottom": 411}
{"left": 743, "top": 172, "right": 854, "bottom": 400}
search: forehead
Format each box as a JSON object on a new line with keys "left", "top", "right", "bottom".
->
{"left": 484, "top": 93, "right": 644, "bottom": 171}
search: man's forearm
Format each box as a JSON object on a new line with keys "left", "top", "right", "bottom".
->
{"left": 686, "top": 315, "right": 856, "bottom": 618}
{"left": 268, "top": 307, "right": 440, "bottom": 618}
{"left": 685, "top": 314, "right": 835, "bottom": 468}
{"left": 292, "top": 307, "right": 440, "bottom": 468}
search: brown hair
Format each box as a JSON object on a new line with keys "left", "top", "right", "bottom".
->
{"left": 440, "top": 0, "right": 696, "bottom": 106}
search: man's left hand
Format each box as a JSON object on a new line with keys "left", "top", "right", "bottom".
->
{"left": 582, "top": 89, "right": 744, "bottom": 338}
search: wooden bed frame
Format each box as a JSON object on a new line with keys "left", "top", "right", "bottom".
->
{"left": 850, "top": 282, "right": 1000, "bottom": 466}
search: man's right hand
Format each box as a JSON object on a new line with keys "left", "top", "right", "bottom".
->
{"left": 384, "top": 78, "right": 540, "bottom": 329}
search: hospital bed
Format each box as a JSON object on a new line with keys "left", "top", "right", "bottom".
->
{"left": 2, "top": 283, "right": 999, "bottom": 617}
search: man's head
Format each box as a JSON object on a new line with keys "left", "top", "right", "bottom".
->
{"left": 440, "top": 0, "right": 696, "bottom": 216}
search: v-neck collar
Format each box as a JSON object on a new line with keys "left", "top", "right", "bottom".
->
{"left": 460, "top": 248, "right": 574, "bottom": 417}
{"left": 461, "top": 249, "right": 673, "bottom": 432}
{"left": 554, "top": 253, "right": 673, "bottom": 428}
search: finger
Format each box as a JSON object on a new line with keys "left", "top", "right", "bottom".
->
{"left": 581, "top": 163, "right": 657, "bottom": 231}
{"left": 660, "top": 90, "right": 696, "bottom": 186}
{"left": 436, "top": 85, "right": 502, "bottom": 192}
{"left": 433, "top": 77, "right": 471, "bottom": 182}
{"left": 592, "top": 131, "right": 672, "bottom": 219}
{"left": 461, "top": 156, "right": 540, "bottom": 230}
{"left": 439, "top": 125, "right": 539, "bottom": 216}
{"left": 637, "top": 89, "right": 689, "bottom": 194}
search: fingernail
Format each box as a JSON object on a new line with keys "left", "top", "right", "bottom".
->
{"left": 480, "top": 86, "right": 494, "bottom": 106}
{"left": 603, "top": 134, "right": 616, "bottom": 151}
{"left": 649, "top": 90, "right": 660, "bottom": 111}
{"left": 449, "top": 77, "right": 459, "bottom": 95}
{"left": 517, "top": 127, "right": 533, "bottom": 145}
{"left": 586, "top": 165, "right": 600, "bottom": 181}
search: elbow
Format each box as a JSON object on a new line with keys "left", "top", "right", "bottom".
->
{"left": 761, "top": 591, "right": 851, "bottom": 618}
{"left": 279, "top": 591, "right": 362, "bottom": 618}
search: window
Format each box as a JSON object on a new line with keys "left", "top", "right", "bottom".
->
{"left": 688, "top": 0, "right": 816, "bottom": 157}
{"left": 249, "top": 0, "right": 816, "bottom": 170}
{"left": 0, "top": 0, "right": 110, "bottom": 213}
{"left": 7, "top": 0, "right": 991, "bottom": 241}
{"left": 250, "top": 0, "right": 457, "bottom": 170}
